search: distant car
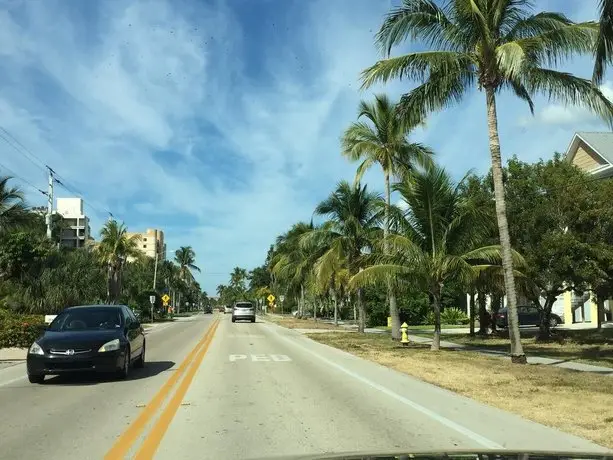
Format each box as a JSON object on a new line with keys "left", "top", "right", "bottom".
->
{"left": 224, "top": 305, "right": 233, "bottom": 314}
{"left": 495, "top": 306, "right": 562, "bottom": 328}
{"left": 232, "top": 301, "right": 255, "bottom": 323}
{"left": 26, "top": 304, "right": 146, "bottom": 384}
{"left": 218, "top": 306, "right": 225, "bottom": 313}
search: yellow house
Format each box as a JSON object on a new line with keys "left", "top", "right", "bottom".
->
{"left": 563, "top": 131, "right": 613, "bottom": 325}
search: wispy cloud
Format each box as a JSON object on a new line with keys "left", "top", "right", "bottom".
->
{"left": 0, "top": 0, "right": 608, "bottom": 292}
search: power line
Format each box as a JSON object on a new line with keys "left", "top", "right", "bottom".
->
{"left": 0, "top": 126, "right": 47, "bottom": 173}
{"left": 0, "top": 160, "right": 47, "bottom": 197}
{"left": 0, "top": 125, "right": 117, "bottom": 221}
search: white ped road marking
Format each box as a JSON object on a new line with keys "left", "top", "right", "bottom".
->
{"left": 229, "top": 354, "right": 292, "bottom": 362}
{"left": 271, "top": 327, "right": 503, "bottom": 450}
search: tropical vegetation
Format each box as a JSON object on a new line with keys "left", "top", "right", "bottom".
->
{"left": 0, "top": 176, "right": 206, "bottom": 346}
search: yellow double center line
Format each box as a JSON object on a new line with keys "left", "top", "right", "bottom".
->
{"left": 105, "top": 319, "right": 220, "bottom": 460}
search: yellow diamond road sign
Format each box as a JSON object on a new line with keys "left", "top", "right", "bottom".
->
{"left": 162, "top": 294, "right": 170, "bottom": 304}
{"left": 267, "top": 294, "right": 275, "bottom": 303}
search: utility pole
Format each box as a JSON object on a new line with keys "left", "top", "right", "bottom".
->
{"left": 152, "top": 244, "right": 159, "bottom": 290}
{"left": 45, "top": 166, "right": 54, "bottom": 239}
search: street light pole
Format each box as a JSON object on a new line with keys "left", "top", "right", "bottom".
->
{"left": 152, "top": 247, "right": 159, "bottom": 291}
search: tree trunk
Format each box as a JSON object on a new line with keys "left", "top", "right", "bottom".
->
{"left": 597, "top": 295, "right": 605, "bottom": 330}
{"left": 384, "top": 170, "right": 401, "bottom": 340}
{"left": 490, "top": 292, "right": 502, "bottom": 333}
{"left": 431, "top": 289, "right": 441, "bottom": 351}
{"left": 485, "top": 86, "right": 526, "bottom": 363}
{"left": 300, "top": 284, "right": 305, "bottom": 318}
{"left": 332, "top": 288, "right": 338, "bottom": 326}
{"left": 537, "top": 295, "right": 556, "bottom": 341}
{"left": 478, "top": 290, "right": 488, "bottom": 335}
{"left": 469, "top": 292, "right": 476, "bottom": 336}
{"left": 357, "top": 288, "right": 365, "bottom": 333}
{"left": 106, "top": 265, "right": 114, "bottom": 303}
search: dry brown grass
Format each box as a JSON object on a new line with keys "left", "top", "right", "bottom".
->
{"left": 308, "top": 332, "right": 613, "bottom": 449}
{"left": 265, "top": 315, "right": 341, "bottom": 330}
{"left": 435, "top": 329, "right": 613, "bottom": 368}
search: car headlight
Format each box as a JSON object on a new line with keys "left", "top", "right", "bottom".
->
{"left": 98, "top": 339, "right": 120, "bottom": 352}
{"left": 29, "top": 342, "right": 44, "bottom": 356}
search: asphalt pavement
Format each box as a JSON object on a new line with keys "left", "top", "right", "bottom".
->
{"left": 0, "top": 313, "right": 607, "bottom": 459}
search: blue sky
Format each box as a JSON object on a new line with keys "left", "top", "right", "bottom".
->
{"left": 0, "top": 0, "right": 610, "bottom": 294}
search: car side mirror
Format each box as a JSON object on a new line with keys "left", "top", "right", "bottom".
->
{"left": 129, "top": 321, "right": 141, "bottom": 330}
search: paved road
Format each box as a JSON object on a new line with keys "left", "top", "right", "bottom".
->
{"left": 0, "top": 313, "right": 607, "bottom": 459}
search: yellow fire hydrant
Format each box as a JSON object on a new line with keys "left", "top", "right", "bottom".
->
{"left": 400, "top": 322, "right": 410, "bottom": 346}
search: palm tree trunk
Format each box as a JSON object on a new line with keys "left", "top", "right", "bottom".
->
{"left": 331, "top": 287, "right": 338, "bottom": 326}
{"left": 106, "top": 265, "right": 113, "bottom": 303}
{"left": 384, "top": 170, "right": 401, "bottom": 340}
{"left": 300, "top": 284, "right": 305, "bottom": 318}
{"left": 357, "top": 288, "right": 365, "bottom": 333}
{"left": 485, "top": 86, "right": 526, "bottom": 364}
{"left": 469, "top": 292, "right": 476, "bottom": 336}
{"left": 431, "top": 288, "right": 441, "bottom": 350}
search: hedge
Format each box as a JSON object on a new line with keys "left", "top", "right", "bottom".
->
{"left": 0, "top": 312, "right": 46, "bottom": 349}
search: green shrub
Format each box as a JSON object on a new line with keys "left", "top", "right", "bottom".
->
{"left": 0, "top": 312, "right": 46, "bottom": 348}
{"left": 440, "top": 308, "right": 469, "bottom": 325}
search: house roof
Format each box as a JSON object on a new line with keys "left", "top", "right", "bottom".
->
{"left": 566, "top": 131, "right": 613, "bottom": 164}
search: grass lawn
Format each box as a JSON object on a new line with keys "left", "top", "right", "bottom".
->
{"left": 265, "top": 315, "right": 341, "bottom": 330}
{"left": 307, "top": 331, "right": 613, "bottom": 449}
{"left": 433, "top": 328, "right": 613, "bottom": 369}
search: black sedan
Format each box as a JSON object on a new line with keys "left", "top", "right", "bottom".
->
{"left": 27, "top": 304, "right": 146, "bottom": 384}
{"left": 495, "top": 305, "right": 562, "bottom": 328}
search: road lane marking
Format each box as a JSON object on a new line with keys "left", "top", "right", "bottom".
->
{"left": 273, "top": 329, "right": 503, "bottom": 449}
{"left": 228, "top": 354, "right": 292, "bottom": 362}
{"left": 134, "top": 320, "right": 220, "bottom": 459}
{"left": 270, "top": 354, "right": 292, "bottom": 362}
{"left": 104, "top": 319, "right": 219, "bottom": 460}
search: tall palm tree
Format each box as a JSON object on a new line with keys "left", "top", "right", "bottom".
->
{"left": 0, "top": 175, "right": 27, "bottom": 232}
{"left": 352, "top": 165, "right": 522, "bottom": 349}
{"left": 361, "top": 0, "right": 613, "bottom": 363}
{"left": 97, "top": 219, "right": 142, "bottom": 303}
{"left": 305, "top": 181, "right": 383, "bottom": 332}
{"left": 595, "top": 0, "right": 613, "bottom": 84}
{"left": 342, "top": 94, "right": 434, "bottom": 339}
{"left": 271, "top": 221, "right": 317, "bottom": 316}
{"left": 174, "top": 246, "right": 200, "bottom": 282}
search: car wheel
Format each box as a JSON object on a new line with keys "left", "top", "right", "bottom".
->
{"left": 549, "top": 316, "right": 559, "bottom": 328}
{"left": 231, "top": 317, "right": 236, "bottom": 323}
{"left": 134, "top": 343, "right": 145, "bottom": 369}
{"left": 117, "top": 347, "right": 130, "bottom": 380}
{"left": 28, "top": 374, "right": 44, "bottom": 384}
{"left": 251, "top": 318, "right": 256, "bottom": 323}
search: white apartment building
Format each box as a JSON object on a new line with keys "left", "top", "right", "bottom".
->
{"left": 54, "top": 198, "right": 91, "bottom": 248}
{"left": 127, "top": 228, "right": 166, "bottom": 261}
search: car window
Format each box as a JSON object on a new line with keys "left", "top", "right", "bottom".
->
{"left": 48, "top": 308, "right": 123, "bottom": 331}
{"left": 125, "top": 306, "right": 138, "bottom": 323}
{"left": 121, "top": 307, "right": 132, "bottom": 326}
{"left": 235, "top": 302, "right": 253, "bottom": 309}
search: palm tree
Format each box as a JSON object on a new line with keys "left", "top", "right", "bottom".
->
{"left": 97, "top": 219, "right": 142, "bottom": 303}
{"left": 361, "top": 0, "right": 613, "bottom": 362}
{"left": 352, "top": 165, "right": 522, "bottom": 349}
{"left": 342, "top": 94, "right": 434, "bottom": 339}
{"left": 305, "top": 181, "right": 383, "bottom": 332}
{"left": 174, "top": 246, "right": 200, "bottom": 282}
{"left": 271, "top": 221, "right": 317, "bottom": 317}
{"left": 595, "top": 0, "right": 613, "bottom": 84}
{"left": 0, "top": 175, "right": 28, "bottom": 232}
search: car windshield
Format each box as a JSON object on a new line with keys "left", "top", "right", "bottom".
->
{"left": 48, "top": 308, "right": 123, "bottom": 332}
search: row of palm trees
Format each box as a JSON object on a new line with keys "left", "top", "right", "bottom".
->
{"left": 269, "top": 164, "right": 512, "bottom": 350}
{"left": 270, "top": 0, "right": 613, "bottom": 359}
{"left": 310, "top": 0, "right": 613, "bottom": 362}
